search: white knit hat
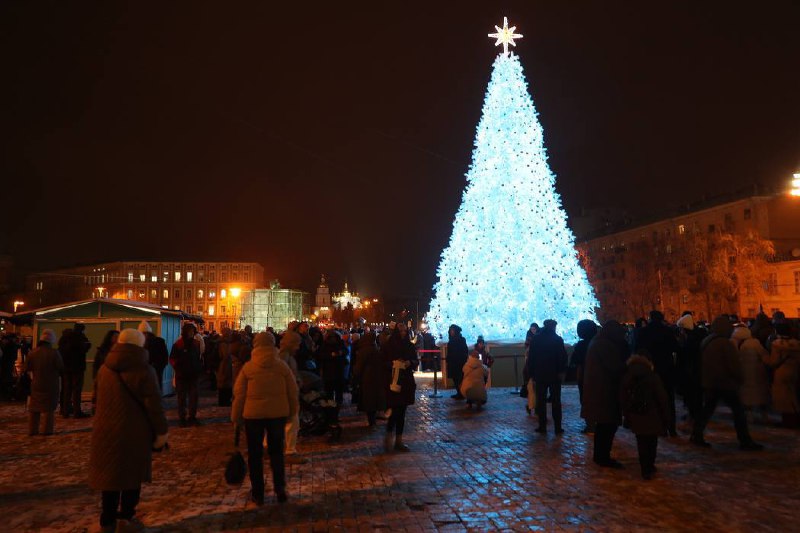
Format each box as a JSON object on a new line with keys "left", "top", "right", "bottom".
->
{"left": 118, "top": 328, "right": 145, "bottom": 347}
{"left": 676, "top": 314, "right": 694, "bottom": 331}
{"left": 137, "top": 320, "right": 153, "bottom": 333}
{"left": 39, "top": 329, "right": 57, "bottom": 344}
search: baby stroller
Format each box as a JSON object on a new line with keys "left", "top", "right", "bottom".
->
{"left": 298, "top": 370, "right": 342, "bottom": 441}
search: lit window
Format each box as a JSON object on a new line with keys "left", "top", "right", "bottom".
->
{"left": 163, "top": 289, "right": 169, "bottom": 299}
{"left": 128, "top": 272, "right": 133, "bottom": 282}
{"left": 127, "top": 289, "right": 133, "bottom": 299}
{"left": 221, "top": 289, "right": 227, "bottom": 299}
{"left": 208, "top": 305, "right": 215, "bottom": 316}
{"left": 209, "top": 290, "right": 216, "bottom": 299}
{"left": 174, "top": 305, "right": 180, "bottom": 311}
{"left": 163, "top": 271, "right": 169, "bottom": 282}
{"left": 198, "top": 289, "right": 204, "bottom": 299}
{"left": 151, "top": 271, "right": 158, "bottom": 282}
{"left": 174, "top": 271, "right": 181, "bottom": 282}
{"left": 678, "top": 224, "right": 685, "bottom": 235}
{"left": 138, "top": 289, "right": 145, "bottom": 299}
{"left": 150, "top": 289, "right": 157, "bottom": 300}
{"left": 187, "top": 271, "right": 193, "bottom": 282}
{"left": 139, "top": 273, "right": 146, "bottom": 282}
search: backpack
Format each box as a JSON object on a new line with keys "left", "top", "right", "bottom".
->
{"left": 625, "top": 375, "right": 650, "bottom": 415}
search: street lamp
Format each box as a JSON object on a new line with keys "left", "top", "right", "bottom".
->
{"left": 13, "top": 300, "right": 24, "bottom": 313}
{"left": 791, "top": 173, "right": 800, "bottom": 197}
{"left": 96, "top": 287, "right": 106, "bottom": 298}
{"left": 229, "top": 287, "right": 241, "bottom": 329}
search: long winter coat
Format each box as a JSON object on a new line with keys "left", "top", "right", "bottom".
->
{"left": 353, "top": 336, "right": 387, "bottom": 413}
{"left": 383, "top": 332, "right": 418, "bottom": 408}
{"left": 701, "top": 317, "right": 742, "bottom": 392}
{"left": 89, "top": 343, "right": 167, "bottom": 491}
{"left": 765, "top": 337, "right": 800, "bottom": 414}
{"left": 582, "top": 322, "right": 629, "bottom": 426}
{"left": 633, "top": 322, "right": 679, "bottom": 387}
{"left": 527, "top": 328, "right": 568, "bottom": 385}
{"left": 446, "top": 334, "right": 468, "bottom": 380}
{"left": 26, "top": 343, "right": 63, "bottom": 412}
{"left": 731, "top": 327, "right": 769, "bottom": 407}
{"left": 460, "top": 356, "right": 488, "bottom": 403}
{"left": 231, "top": 343, "right": 299, "bottom": 422}
{"left": 620, "top": 355, "right": 670, "bottom": 436}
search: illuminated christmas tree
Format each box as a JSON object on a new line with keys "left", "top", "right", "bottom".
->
{"left": 427, "top": 18, "right": 597, "bottom": 343}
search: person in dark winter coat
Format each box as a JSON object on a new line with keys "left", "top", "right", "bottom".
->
{"left": 520, "top": 323, "right": 539, "bottom": 399}
{"left": 138, "top": 321, "right": 168, "bottom": 393}
{"left": 169, "top": 323, "right": 203, "bottom": 426}
{"left": 58, "top": 323, "right": 91, "bottom": 418}
{"left": 621, "top": 354, "right": 670, "bottom": 480}
{"left": 446, "top": 324, "right": 468, "bottom": 400}
{"left": 572, "top": 319, "right": 598, "bottom": 433}
{"left": 353, "top": 332, "right": 387, "bottom": 426}
{"left": 527, "top": 319, "right": 568, "bottom": 434}
{"left": 92, "top": 330, "right": 119, "bottom": 413}
{"left": 690, "top": 316, "right": 762, "bottom": 450}
{"left": 583, "top": 320, "right": 629, "bottom": 468}
{"left": 26, "top": 329, "right": 64, "bottom": 436}
{"left": 675, "top": 313, "right": 705, "bottom": 422}
{"left": 216, "top": 329, "right": 234, "bottom": 407}
{"left": 89, "top": 329, "right": 168, "bottom": 532}
{"left": 633, "top": 310, "right": 680, "bottom": 436}
{"left": 318, "top": 330, "right": 348, "bottom": 405}
{"left": 383, "top": 322, "right": 418, "bottom": 452}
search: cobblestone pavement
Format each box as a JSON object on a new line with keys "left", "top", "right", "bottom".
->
{"left": 1, "top": 377, "right": 798, "bottom": 532}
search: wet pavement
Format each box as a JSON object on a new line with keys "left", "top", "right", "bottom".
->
{"left": 1, "top": 377, "right": 798, "bottom": 532}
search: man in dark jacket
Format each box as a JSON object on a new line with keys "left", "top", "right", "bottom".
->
{"left": 690, "top": 315, "right": 762, "bottom": 450}
{"left": 446, "top": 324, "right": 468, "bottom": 400}
{"left": 169, "top": 323, "right": 203, "bottom": 426}
{"left": 528, "top": 319, "right": 568, "bottom": 434}
{"left": 59, "top": 324, "right": 92, "bottom": 417}
{"left": 633, "top": 310, "right": 680, "bottom": 436}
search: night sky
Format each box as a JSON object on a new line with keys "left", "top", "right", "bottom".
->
{"left": 3, "top": 1, "right": 800, "bottom": 300}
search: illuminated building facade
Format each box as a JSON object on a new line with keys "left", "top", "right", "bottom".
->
{"left": 25, "top": 261, "right": 264, "bottom": 331}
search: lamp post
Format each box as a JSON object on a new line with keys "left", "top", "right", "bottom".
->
{"left": 13, "top": 300, "right": 24, "bottom": 313}
{"left": 230, "top": 287, "right": 241, "bottom": 330}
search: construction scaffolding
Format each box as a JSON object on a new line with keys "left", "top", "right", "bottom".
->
{"left": 239, "top": 288, "right": 308, "bottom": 332}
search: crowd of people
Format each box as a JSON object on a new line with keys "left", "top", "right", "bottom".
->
{"left": 522, "top": 310, "right": 800, "bottom": 480}
{"left": 11, "top": 307, "right": 800, "bottom": 530}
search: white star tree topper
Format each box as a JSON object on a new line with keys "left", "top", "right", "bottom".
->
{"left": 488, "top": 17, "right": 523, "bottom": 56}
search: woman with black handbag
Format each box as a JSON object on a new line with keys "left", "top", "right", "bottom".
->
{"left": 231, "top": 331, "right": 299, "bottom": 505}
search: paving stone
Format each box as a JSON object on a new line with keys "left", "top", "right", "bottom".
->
{"left": 0, "top": 379, "right": 798, "bottom": 531}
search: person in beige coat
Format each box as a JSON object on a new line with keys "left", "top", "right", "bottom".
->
{"left": 26, "top": 329, "right": 64, "bottom": 436}
{"left": 232, "top": 331, "right": 299, "bottom": 505}
{"left": 460, "top": 352, "right": 488, "bottom": 408}
{"left": 89, "top": 329, "right": 168, "bottom": 532}
{"left": 765, "top": 323, "right": 800, "bottom": 427}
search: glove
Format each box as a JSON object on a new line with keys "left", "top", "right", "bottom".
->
{"left": 153, "top": 432, "right": 168, "bottom": 451}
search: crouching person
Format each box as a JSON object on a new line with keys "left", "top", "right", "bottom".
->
{"left": 621, "top": 353, "right": 669, "bottom": 480}
{"left": 461, "top": 351, "right": 488, "bottom": 409}
{"left": 89, "top": 329, "right": 168, "bottom": 532}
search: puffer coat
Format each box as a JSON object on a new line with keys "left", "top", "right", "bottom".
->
{"left": 89, "top": 343, "right": 167, "bottom": 491}
{"left": 26, "top": 343, "right": 63, "bottom": 412}
{"left": 460, "top": 356, "right": 488, "bottom": 403}
{"left": 731, "top": 326, "right": 769, "bottom": 407}
{"left": 231, "top": 341, "right": 299, "bottom": 422}
{"left": 620, "top": 355, "right": 669, "bottom": 436}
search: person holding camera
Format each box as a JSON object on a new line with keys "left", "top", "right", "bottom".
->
{"left": 89, "top": 328, "right": 168, "bottom": 532}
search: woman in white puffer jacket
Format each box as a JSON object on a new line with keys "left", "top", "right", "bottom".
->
{"left": 460, "top": 352, "right": 489, "bottom": 408}
{"left": 232, "top": 332, "right": 299, "bottom": 505}
{"left": 730, "top": 325, "right": 770, "bottom": 423}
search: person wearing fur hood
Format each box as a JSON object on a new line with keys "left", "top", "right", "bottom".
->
{"left": 232, "top": 332, "right": 299, "bottom": 505}
{"left": 460, "top": 351, "right": 489, "bottom": 408}
{"left": 730, "top": 325, "right": 770, "bottom": 423}
{"left": 621, "top": 354, "right": 670, "bottom": 480}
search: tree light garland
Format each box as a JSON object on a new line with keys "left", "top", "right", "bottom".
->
{"left": 427, "top": 19, "right": 598, "bottom": 344}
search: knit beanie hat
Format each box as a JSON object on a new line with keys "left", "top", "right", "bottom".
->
{"left": 118, "top": 329, "right": 146, "bottom": 347}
